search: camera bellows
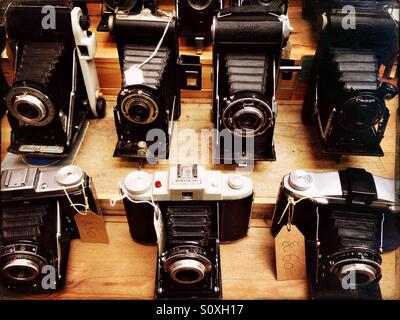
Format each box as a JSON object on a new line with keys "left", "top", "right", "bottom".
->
{"left": 331, "top": 50, "right": 379, "bottom": 92}
{"left": 13, "top": 42, "right": 72, "bottom": 110}
{"left": 332, "top": 210, "right": 380, "bottom": 250}
{"left": 225, "top": 53, "right": 268, "bottom": 95}
{"left": 166, "top": 206, "right": 212, "bottom": 247}
{"left": 1, "top": 206, "right": 46, "bottom": 242}
{"left": 122, "top": 45, "right": 171, "bottom": 90}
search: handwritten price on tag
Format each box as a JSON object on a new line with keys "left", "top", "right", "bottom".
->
{"left": 282, "top": 241, "right": 301, "bottom": 270}
{"left": 275, "top": 226, "right": 306, "bottom": 281}
{"left": 74, "top": 211, "right": 109, "bottom": 244}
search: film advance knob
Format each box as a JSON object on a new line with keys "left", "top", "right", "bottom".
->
{"left": 124, "top": 171, "right": 153, "bottom": 196}
{"left": 56, "top": 165, "right": 84, "bottom": 186}
{"left": 228, "top": 174, "right": 245, "bottom": 190}
{"left": 288, "top": 170, "right": 313, "bottom": 191}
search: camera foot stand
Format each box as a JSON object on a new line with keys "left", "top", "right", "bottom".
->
{"left": 1, "top": 120, "right": 89, "bottom": 170}
{"left": 195, "top": 37, "right": 205, "bottom": 55}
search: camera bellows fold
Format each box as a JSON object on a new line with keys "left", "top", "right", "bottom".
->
{"left": 1, "top": 206, "right": 46, "bottom": 242}
{"left": 122, "top": 45, "right": 171, "bottom": 89}
{"left": 166, "top": 206, "right": 212, "bottom": 247}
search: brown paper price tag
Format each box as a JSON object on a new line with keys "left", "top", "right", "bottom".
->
{"left": 74, "top": 211, "right": 109, "bottom": 244}
{"left": 275, "top": 225, "right": 306, "bottom": 281}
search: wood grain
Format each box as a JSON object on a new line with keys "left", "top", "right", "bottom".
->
{"left": 1, "top": 220, "right": 398, "bottom": 300}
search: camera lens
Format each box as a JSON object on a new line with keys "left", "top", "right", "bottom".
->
{"left": 121, "top": 91, "right": 159, "bottom": 124}
{"left": 234, "top": 111, "right": 262, "bottom": 131}
{"left": 16, "top": 103, "right": 40, "bottom": 120}
{"left": 223, "top": 96, "right": 273, "bottom": 137}
{"left": 170, "top": 259, "right": 206, "bottom": 284}
{"left": 2, "top": 258, "right": 40, "bottom": 283}
{"left": 128, "top": 102, "right": 151, "bottom": 123}
{"left": 339, "top": 94, "right": 384, "bottom": 131}
{"left": 6, "top": 87, "right": 55, "bottom": 126}
{"left": 175, "top": 269, "right": 202, "bottom": 283}
{"left": 336, "top": 263, "right": 380, "bottom": 288}
{"left": 188, "top": 0, "right": 213, "bottom": 11}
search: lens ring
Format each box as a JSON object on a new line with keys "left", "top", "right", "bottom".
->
{"left": 2, "top": 258, "right": 40, "bottom": 283}
{"left": 187, "top": 0, "right": 214, "bottom": 11}
{"left": 170, "top": 259, "right": 206, "bottom": 284}
{"left": 338, "top": 94, "right": 384, "bottom": 132}
{"left": 121, "top": 90, "right": 159, "bottom": 124}
{"left": 327, "top": 248, "right": 382, "bottom": 288}
{"left": 222, "top": 96, "right": 273, "bottom": 137}
{"left": 6, "top": 86, "right": 55, "bottom": 126}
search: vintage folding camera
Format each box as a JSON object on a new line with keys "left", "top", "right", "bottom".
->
{"left": 272, "top": 168, "right": 400, "bottom": 299}
{"left": 4, "top": 0, "right": 106, "bottom": 162}
{"left": 230, "top": 0, "right": 288, "bottom": 13}
{"left": 110, "top": 9, "right": 201, "bottom": 160}
{"left": 0, "top": 165, "right": 101, "bottom": 292}
{"left": 302, "top": 0, "right": 398, "bottom": 20}
{"left": 97, "top": 0, "right": 157, "bottom": 31}
{"left": 176, "top": 0, "right": 223, "bottom": 53}
{"left": 302, "top": 8, "right": 398, "bottom": 157}
{"left": 212, "top": 6, "right": 291, "bottom": 164}
{"left": 121, "top": 164, "right": 254, "bottom": 298}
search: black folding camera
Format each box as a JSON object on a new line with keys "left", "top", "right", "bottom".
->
{"left": 272, "top": 168, "right": 400, "bottom": 299}
{"left": 0, "top": 165, "right": 101, "bottom": 292}
{"left": 212, "top": 5, "right": 291, "bottom": 164}
{"left": 110, "top": 9, "right": 201, "bottom": 161}
{"left": 121, "top": 165, "right": 254, "bottom": 298}
{"left": 302, "top": 7, "right": 398, "bottom": 157}
{"left": 4, "top": 0, "right": 106, "bottom": 162}
{"left": 302, "top": 0, "right": 398, "bottom": 20}
{"left": 176, "top": 0, "right": 223, "bottom": 53}
{"left": 97, "top": 0, "right": 157, "bottom": 31}
{"left": 230, "top": 0, "right": 288, "bottom": 13}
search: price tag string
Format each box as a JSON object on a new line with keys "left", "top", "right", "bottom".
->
{"left": 110, "top": 182, "right": 161, "bottom": 219}
{"left": 63, "top": 179, "right": 90, "bottom": 215}
{"left": 277, "top": 196, "right": 313, "bottom": 231}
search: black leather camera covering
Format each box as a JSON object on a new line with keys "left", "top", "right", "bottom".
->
{"left": 5, "top": 0, "right": 76, "bottom": 40}
{"left": 214, "top": 6, "right": 285, "bottom": 46}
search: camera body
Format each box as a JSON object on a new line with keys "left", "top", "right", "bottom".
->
{"left": 97, "top": 0, "right": 157, "bottom": 31}
{"left": 302, "top": 7, "right": 398, "bottom": 156}
{"left": 4, "top": 0, "right": 105, "bottom": 160}
{"left": 176, "top": 0, "right": 223, "bottom": 51}
{"left": 122, "top": 165, "right": 254, "bottom": 298}
{"left": 0, "top": 165, "right": 101, "bottom": 292}
{"left": 110, "top": 9, "right": 180, "bottom": 160}
{"left": 212, "top": 5, "right": 291, "bottom": 164}
{"left": 272, "top": 168, "right": 400, "bottom": 299}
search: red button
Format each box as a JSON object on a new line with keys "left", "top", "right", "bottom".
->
{"left": 155, "top": 181, "right": 162, "bottom": 188}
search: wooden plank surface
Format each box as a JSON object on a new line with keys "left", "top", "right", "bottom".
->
{"left": 1, "top": 219, "right": 398, "bottom": 300}
{"left": 0, "top": 0, "right": 398, "bottom": 300}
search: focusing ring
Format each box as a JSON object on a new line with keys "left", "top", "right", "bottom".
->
{"left": 161, "top": 245, "right": 212, "bottom": 284}
{"left": 338, "top": 93, "right": 385, "bottom": 132}
{"left": 222, "top": 91, "right": 273, "bottom": 137}
{"left": 325, "top": 247, "right": 382, "bottom": 288}
{"left": 119, "top": 88, "right": 160, "bottom": 124}
{"left": 6, "top": 86, "right": 56, "bottom": 126}
{"left": 0, "top": 243, "right": 48, "bottom": 285}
